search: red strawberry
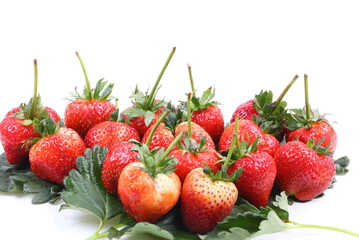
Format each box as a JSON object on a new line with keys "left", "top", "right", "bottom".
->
{"left": 84, "top": 121, "right": 140, "bottom": 149}
{"left": 141, "top": 122, "right": 174, "bottom": 150}
{"left": 0, "top": 59, "right": 60, "bottom": 165}
{"left": 274, "top": 140, "right": 336, "bottom": 201}
{"left": 122, "top": 47, "right": 176, "bottom": 137}
{"left": 64, "top": 52, "right": 115, "bottom": 139}
{"left": 169, "top": 134, "right": 221, "bottom": 183}
{"left": 227, "top": 137, "right": 277, "bottom": 208}
{"left": 230, "top": 75, "right": 298, "bottom": 139}
{"left": 186, "top": 66, "right": 224, "bottom": 143}
{"left": 29, "top": 120, "right": 86, "bottom": 185}
{"left": 175, "top": 122, "right": 215, "bottom": 150}
{"left": 218, "top": 119, "right": 263, "bottom": 152}
{"left": 101, "top": 141, "right": 139, "bottom": 194}
{"left": 285, "top": 74, "right": 337, "bottom": 154}
{"left": 259, "top": 133, "right": 281, "bottom": 156}
{"left": 117, "top": 135, "right": 182, "bottom": 223}
{"left": 181, "top": 167, "right": 238, "bottom": 234}
{"left": 181, "top": 135, "right": 241, "bottom": 234}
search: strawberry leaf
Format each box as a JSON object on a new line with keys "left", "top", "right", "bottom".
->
{"left": 0, "top": 153, "right": 62, "bottom": 204}
{"left": 60, "top": 145, "right": 121, "bottom": 224}
{"left": 127, "top": 222, "right": 174, "bottom": 240}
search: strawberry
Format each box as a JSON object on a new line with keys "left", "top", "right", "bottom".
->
{"left": 218, "top": 118, "right": 279, "bottom": 157}
{"left": 117, "top": 134, "right": 182, "bottom": 223}
{"left": 101, "top": 141, "right": 139, "bottom": 194}
{"left": 180, "top": 134, "right": 240, "bottom": 234}
{"left": 64, "top": 52, "right": 115, "bottom": 139}
{"left": 84, "top": 121, "right": 140, "bottom": 149}
{"left": 0, "top": 59, "right": 60, "bottom": 165}
{"left": 186, "top": 65, "right": 224, "bottom": 143}
{"left": 274, "top": 140, "right": 336, "bottom": 201}
{"left": 29, "top": 119, "right": 86, "bottom": 185}
{"left": 230, "top": 75, "right": 298, "bottom": 139}
{"left": 170, "top": 134, "right": 221, "bottom": 183}
{"left": 226, "top": 132, "right": 277, "bottom": 208}
{"left": 285, "top": 74, "right": 337, "bottom": 154}
{"left": 122, "top": 47, "right": 176, "bottom": 137}
{"left": 141, "top": 110, "right": 174, "bottom": 150}
{"left": 174, "top": 93, "right": 215, "bottom": 149}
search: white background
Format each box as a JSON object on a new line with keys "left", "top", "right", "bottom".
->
{"left": 1, "top": 1, "right": 359, "bottom": 240}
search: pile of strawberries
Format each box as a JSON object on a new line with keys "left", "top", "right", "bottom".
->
{"left": 0, "top": 48, "right": 342, "bottom": 235}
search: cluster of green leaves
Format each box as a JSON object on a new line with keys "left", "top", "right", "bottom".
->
{"left": 252, "top": 90, "right": 288, "bottom": 138}
{"left": 190, "top": 87, "right": 221, "bottom": 111}
{"left": 284, "top": 107, "right": 326, "bottom": 130}
{"left": 122, "top": 86, "right": 167, "bottom": 126}
{"left": 69, "top": 78, "right": 114, "bottom": 101}
{"left": 0, "top": 153, "right": 62, "bottom": 204}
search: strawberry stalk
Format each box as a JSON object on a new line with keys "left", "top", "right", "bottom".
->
{"left": 29, "top": 59, "right": 39, "bottom": 119}
{"left": 158, "top": 131, "right": 184, "bottom": 164}
{"left": 304, "top": 73, "right": 311, "bottom": 120}
{"left": 187, "top": 64, "right": 196, "bottom": 94}
{"left": 144, "top": 110, "right": 170, "bottom": 146}
{"left": 76, "top": 51, "right": 92, "bottom": 100}
{"left": 144, "top": 47, "right": 176, "bottom": 110}
{"left": 270, "top": 74, "right": 299, "bottom": 113}
{"left": 282, "top": 221, "right": 359, "bottom": 238}
{"left": 187, "top": 92, "right": 193, "bottom": 138}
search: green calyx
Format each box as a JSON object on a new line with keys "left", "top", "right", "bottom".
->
{"left": 71, "top": 52, "right": 114, "bottom": 101}
{"left": 131, "top": 132, "right": 183, "bottom": 179}
{"left": 177, "top": 132, "right": 208, "bottom": 155}
{"left": 305, "top": 138, "right": 332, "bottom": 156}
{"left": 190, "top": 87, "right": 221, "bottom": 112}
{"left": 252, "top": 74, "right": 298, "bottom": 137}
{"left": 122, "top": 47, "right": 175, "bottom": 125}
{"left": 204, "top": 127, "right": 242, "bottom": 183}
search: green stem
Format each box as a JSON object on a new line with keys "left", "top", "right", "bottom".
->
{"left": 272, "top": 74, "right": 299, "bottom": 111}
{"left": 188, "top": 64, "right": 196, "bottom": 95}
{"left": 76, "top": 51, "right": 92, "bottom": 99}
{"left": 284, "top": 222, "right": 359, "bottom": 238}
{"left": 304, "top": 73, "right": 311, "bottom": 119}
{"left": 234, "top": 116, "right": 241, "bottom": 156}
{"left": 145, "top": 47, "right": 176, "bottom": 110}
{"left": 30, "top": 59, "right": 38, "bottom": 119}
{"left": 223, "top": 131, "right": 237, "bottom": 168}
{"left": 86, "top": 221, "right": 105, "bottom": 240}
{"left": 187, "top": 93, "right": 193, "bottom": 139}
{"left": 158, "top": 132, "right": 184, "bottom": 164}
{"left": 145, "top": 110, "right": 170, "bottom": 146}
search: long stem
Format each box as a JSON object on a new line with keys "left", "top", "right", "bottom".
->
{"left": 145, "top": 47, "right": 176, "bottom": 110}
{"left": 145, "top": 110, "right": 170, "bottom": 146}
{"left": 272, "top": 74, "right": 299, "bottom": 111}
{"left": 30, "top": 59, "right": 38, "bottom": 119}
{"left": 187, "top": 93, "right": 193, "bottom": 139}
{"left": 76, "top": 51, "right": 92, "bottom": 99}
{"left": 158, "top": 132, "right": 184, "bottom": 163}
{"left": 188, "top": 64, "right": 196, "bottom": 95}
{"left": 284, "top": 222, "right": 359, "bottom": 238}
{"left": 234, "top": 116, "right": 241, "bottom": 156}
{"left": 304, "top": 73, "right": 311, "bottom": 119}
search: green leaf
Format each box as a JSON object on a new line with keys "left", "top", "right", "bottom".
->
{"left": 0, "top": 153, "right": 63, "bottom": 204}
{"left": 128, "top": 222, "right": 174, "bottom": 240}
{"left": 60, "top": 145, "right": 121, "bottom": 223}
{"left": 334, "top": 156, "right": 350, "bottom": 176}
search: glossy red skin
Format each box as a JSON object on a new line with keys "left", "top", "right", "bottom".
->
{"left": 64, "top": 99, "right": 116, "bottom": 139}
{"left": 274, "top": 141, "right": 336, "bottom": 201}
{"left": 118, "top": 162, "right": 181, "bottom": 223}
{"left": 181, "top": 168, "right": 238, "bottom": 234}
{"left": 169, "top": 147, "right": 221, "bottom": 183}
{"left": 175, "top": 122, "right": 215, "bottom": 150}
{"left": 228, "top": 151, "right": 277, "bottom": 208}
{"left": 29, "top": 128, "right": 86, "bottom": 185}
{"left": 192, "top": 105, "right": 224, "bottom": 144}
{"left": 0, "top": 107, "right": 60, "bottom": 165}
{"left": 141, "top": 123, "right": 174, "bottom": 150}
{"left": 286, "top": 121, "right": 337, "bottom": 154}
{"left": 230, "top": 99, "right": 258, "bottom": 123}
{"left": 84, "top": 121, "right": 140, "bottom": 149}
{"left": 258, "top": 133, "right": 280, "bottom": 157}
{"left": 101, "top": 141, "right": 139, "bottom": 194}
{"left": 122, "top": 107, "right": 160, "bottom": 138}
{"left": 218, "top": 119, "right": 264, "bottom": 152}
